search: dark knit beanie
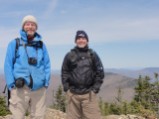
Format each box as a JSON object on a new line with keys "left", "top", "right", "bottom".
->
{"left": 75, "top": 30, "right": 89, "bottom": 42}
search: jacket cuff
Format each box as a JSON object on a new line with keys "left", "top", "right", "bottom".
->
{"left": 9, "top": 84, "right": 15, "bottom": 91}
{"left": 64, "top": 87, "right": 69, "bottom": 92}
{"left": 45, "top": 82, "right": 49, "bottom": 87}
{"left": 92, "top": 88, "right": 99, "bottom": 93}
{"left": 63, "top": 83, "right": 69, "bottom": 92}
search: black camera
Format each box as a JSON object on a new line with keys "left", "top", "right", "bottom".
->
{"left": 15, "top": 78, "right": 25, "bottom": 88}
{"left": 28, "top": 57, "right": 37, "bottom": 65}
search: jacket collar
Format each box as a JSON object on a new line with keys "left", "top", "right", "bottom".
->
{"left": 20, "top": 30, "right": 42, "bottom": 43}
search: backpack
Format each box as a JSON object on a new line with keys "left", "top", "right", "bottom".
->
{"left": 69, "top": 48, "right": 96, "bottom": 70}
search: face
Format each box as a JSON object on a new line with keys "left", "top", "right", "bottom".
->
{"left": 76, "top": 37, "right": 88, "bottom": 48}
{"left": 23, "top": 21, "right": 37, "bottom": 37}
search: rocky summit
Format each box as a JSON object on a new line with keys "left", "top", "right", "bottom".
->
{"left": 0, "top": 108, "right": 154, "bottom": 119}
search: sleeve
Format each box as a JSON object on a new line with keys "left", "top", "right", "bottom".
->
{"left": 61, "top": 53, "right": 70, "bottom": 92}
{"left": 42, "top": 43, "right": 51, "bottom": 87}
{"left": 4, "top": 40, "right": 16, "bottom": 90}
{"left": 92, "top": 51, "right": 105, "bottom": 93}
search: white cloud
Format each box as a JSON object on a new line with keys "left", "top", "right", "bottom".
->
{"left": 41, "top": 28, "right": 75, "bottom": 45}
{"left": 1, "top": 0, "right": 159, "bottom": 48}
{"left": 1, "top": 15, "right": 159, "bottom": 48}
{"left": 38, "top": 16, "right": 159, "bottom": 46}
{"left": 86, "top": 17, "right": 159, "bottom": 42}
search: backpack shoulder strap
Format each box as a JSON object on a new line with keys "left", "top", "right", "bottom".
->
{"left": 13, "top": 38, "right": 20, "bottom": 64}
{"left": 84, "top": 48, "right": 95, "bottom": 60}
{"left": 39, "top": 40, "right": 43, "bottom": 48}
{"left": 88, "top": 48, "right": 94, "bottom": 56}
{"left": 69, "top": 48, "right": 77, "bottom": 56}
{"left": 15, "top": 38, "right": 20, "bottom": 55}
{"left": 87, "top": 48, "right": 96, "bottom": 69}
{"left": 69, "top": 49, "right": 78, "bottom": 61}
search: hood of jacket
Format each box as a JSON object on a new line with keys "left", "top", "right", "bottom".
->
{"left": 20, "top": 30, "right": 42, "bottom": 42}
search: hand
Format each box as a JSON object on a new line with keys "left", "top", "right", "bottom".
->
{"left": 92, "top": 89, "right": 99, "bottom": 94}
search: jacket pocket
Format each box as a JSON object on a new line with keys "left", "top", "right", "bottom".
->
{"left": 30, "top": 68, "right": 45, "bottom": 90}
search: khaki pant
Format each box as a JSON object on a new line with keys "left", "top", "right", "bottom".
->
{"left": 66, "top": 90, "right": 102, "bottom": 119}
{"left": 9, "top": 85, "right": 46, "bottom": 119}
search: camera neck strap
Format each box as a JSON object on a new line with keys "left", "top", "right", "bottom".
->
{"left": 22, "top": 41, "right": 38, "bottom": 60}
{"left": 21, "top": 40, "right": 35, "bottom": 89}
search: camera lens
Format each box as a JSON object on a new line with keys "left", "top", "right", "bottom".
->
{"left": 28, "top": 57, "right": 37, "bottom": 65}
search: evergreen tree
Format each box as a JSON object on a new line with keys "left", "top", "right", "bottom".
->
{"left": 115, "top": 87, "right": 123, "bottom": 103}
{"left": 134, "top": 75, "right": 144, "bottom": 103}
{"left": 134, "top": 75, "right": 151, "bottom": 108}
{"left": 99, "top": 97, "right": 104, "bottom": 115}
{"left": 149, "top": 73, "right": 159, "bottom": 118}
{"left": 103, "top": 102, "right": 109, "bottom": 115}
{"left": 0, "top": 96, "right": 10, "bottom": 116}
{"left": 122, "top": 101, "right": 129, "bottom": 115}
{"left": 133, "top": 74, "right": 157, "bottom": 117}
{"left": 109, "top": 102, "right": 121, "bottom": 115}
{"left": 51, "top": 85, "right": 66, "bottom": 112}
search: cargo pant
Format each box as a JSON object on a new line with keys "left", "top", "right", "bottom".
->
{"left": 9, "top": 85, "right": 46, "bottom": 119}
{"left": 66, "top": 90, "right": 102, "bottom": 119}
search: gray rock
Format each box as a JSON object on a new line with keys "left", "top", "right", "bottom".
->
{"left": 0, "top": 109, "right": 148, "bottom": 119}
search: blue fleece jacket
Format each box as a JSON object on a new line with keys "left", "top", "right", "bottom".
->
{"left": 4, "top": 30, "right": 51, "bottom": 91}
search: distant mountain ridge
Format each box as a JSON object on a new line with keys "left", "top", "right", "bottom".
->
{"left": 0, "top": 67, "right": 159, "bottom": 77}
{"left": 0, "top": 67, "right": 159, "bottom": 106}
{"left": 0, "top": 72, "right": 136, "bottom": 106}
{"left": 52, "top": 67, "right": 159, "bottom": 79}
{"left": 99, "top": 72, "right": 136, "bottom": 102}
{"left": 106, "top": 67, "right": 159, "bottom": 79}
{"left": 141, "top": 67, "right": 159, "bottom": 73}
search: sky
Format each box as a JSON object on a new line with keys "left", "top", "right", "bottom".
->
{"left": 0, "top": 0, "right": 159, "bottom": 71}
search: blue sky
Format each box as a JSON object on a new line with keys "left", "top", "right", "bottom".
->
{"left": 0, "top": 0, "right": 159, "bottom": 71}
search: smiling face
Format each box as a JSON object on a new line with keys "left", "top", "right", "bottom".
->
{"left": 75, "top": 37, "right": 88, "bottom": 48}
{"left": 23, "top": 21, "right": 37, "bottom": 37}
